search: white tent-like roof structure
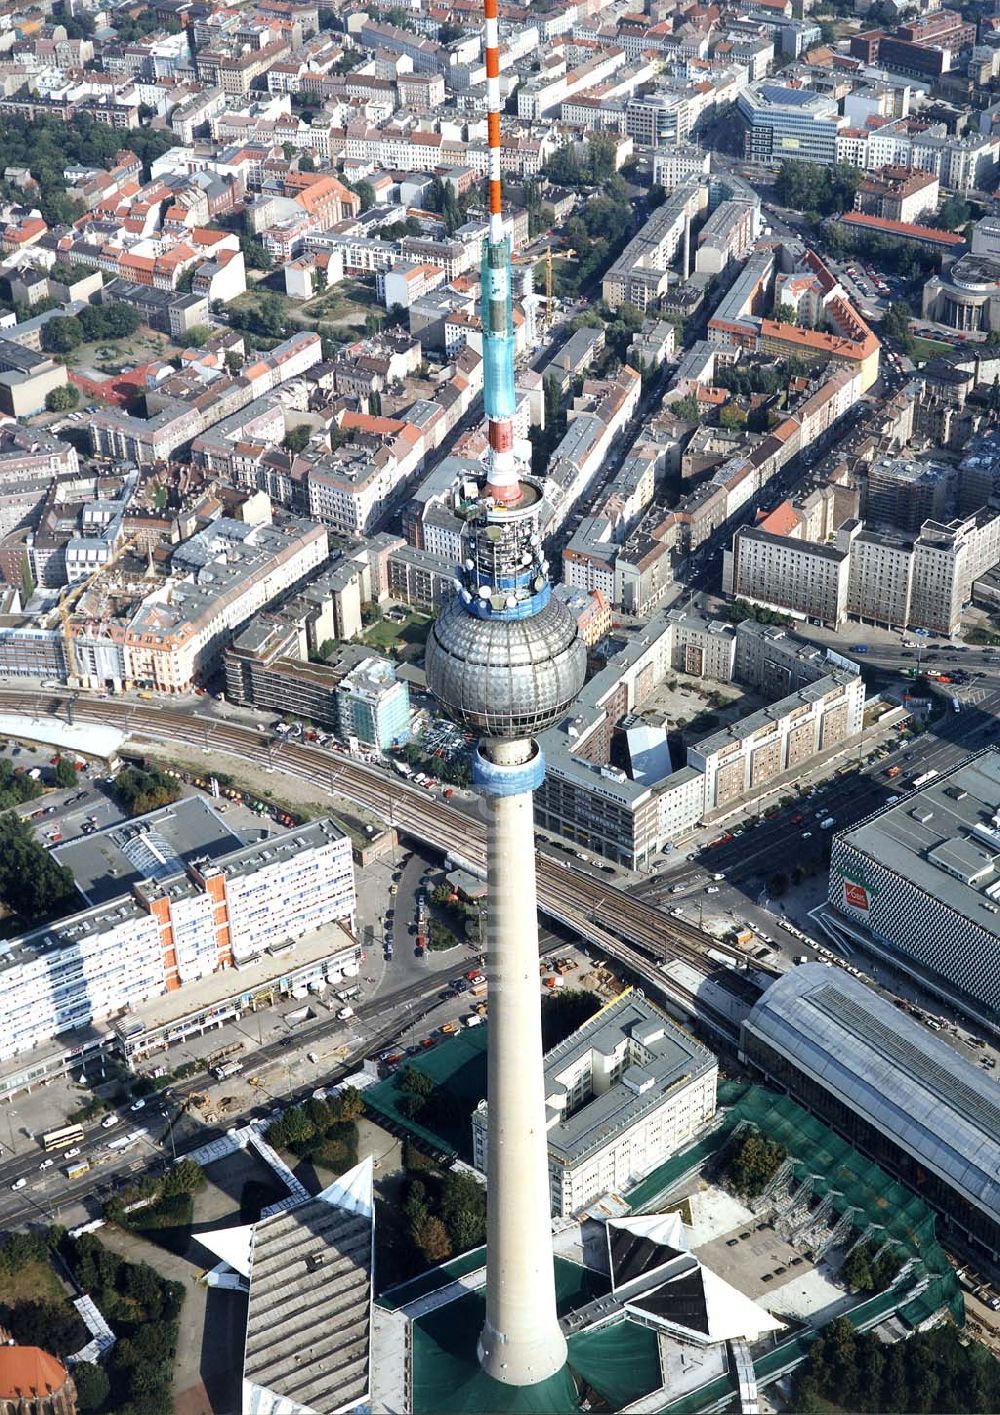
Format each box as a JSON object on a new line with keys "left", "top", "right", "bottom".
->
{"left": 194, "top": 1223, "right": 256, "bottom": 1281}
{"left": 195, "top": 1157, "right": 375, "bottom": 1415}
{"left": 606, "top": 1212, "right": 785, "bottom": 1346}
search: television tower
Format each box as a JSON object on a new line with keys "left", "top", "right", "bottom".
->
{"left": 424, "top": 0, "right": 586, "bottom": 1385}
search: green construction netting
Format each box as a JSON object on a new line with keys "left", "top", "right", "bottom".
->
{"left": 363, "top": 1027, "right": 488, "bottom": 1160}
{"left": 378, "top": 1246, "right": 487, "bottom": 1311}
{"left": 411, "top": 1259, "right": 610, "bottom": 1415}
{"left": 628, "top": 1083, "right": 956, "bottom": 1286}
{"left": 568, "top": 1318, "right": 663, "bottom": 1409}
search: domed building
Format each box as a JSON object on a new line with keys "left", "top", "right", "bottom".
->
{"left": 922, "top": 252, "right": 1000, "bottom": 334}
{"left": 0, "top": 1346, "right": 77, "bottom": 1415}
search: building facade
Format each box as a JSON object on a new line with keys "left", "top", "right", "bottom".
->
{"left": 0, "top": 814, "right": 356, "bottom": 1065}
{"left": 473, "top": 992, "right": 718, "bottom": 1218}
{"left": 829, "top": 751, "right": 1000, "bottom": 1022}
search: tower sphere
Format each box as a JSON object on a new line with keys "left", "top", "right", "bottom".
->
{"left": 425, "top": 594, "right": 586, "bottom": 739}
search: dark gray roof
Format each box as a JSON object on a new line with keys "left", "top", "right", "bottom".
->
{"left": 743, "top": 965, "right": 1000, "bottom": 1228}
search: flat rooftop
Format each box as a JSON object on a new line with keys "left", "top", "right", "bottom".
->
{"left": 836, "top": 749, "right": 1000, "bottom": 936}
{"left": 244, "top": 1178, "right": 372, "bottom": 1413}
{"left": 54, "top": 795, "right": 242, "bottom": 905}
{"left": 542, "top": 992, "right": 716, "bottom": 1166}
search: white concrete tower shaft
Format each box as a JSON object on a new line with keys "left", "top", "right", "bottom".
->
{"left": 477, "top": 736, "right": 568, "bottom": 1385}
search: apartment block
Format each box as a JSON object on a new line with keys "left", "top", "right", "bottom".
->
{"left": 473, "top": 992, "right": 717, "bottom": 1218}
{"left": 689, "top": 671, "right": 865, "bottom": 811}
{"left": 727, "top": 525, "right": 852, "bottom": 627}
{"left": 0, "top": 804, "right": 356, "bottom": 1067}
{"left": 69, "top": 516, "right": 328, "bottom": 693}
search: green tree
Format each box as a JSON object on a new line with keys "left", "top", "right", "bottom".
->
{"left": 69, "top": 1361, "right": 109, "bottom": 1412}
{"left": 883, "top": 300, "right": 915, "bottom": 355}
{"left": 240, "top": 232, "right": 273, "bottom": 271}
{"left": 368, "top": 390, "right": 382, "bottom": 416}
{"left": 113, "top": 765, "right": 181, "bottom": 816}
{"left": 40, "top": 316, "right": 83, "bottom": 353}
{"left": 19, "top": 552, "right": 34, "bottom": 606}
{"left": 184, "top": 324, "right": 212, "bottom": 348}
{"left": 53, "top": 756, "right": 78, "bottom": 789}
{"left": 440, "top": 1171, "right": 487, "bottom": 1252}
{"left": 669, "top": 395, "right": 700, "bottom": 422}
{"left": 412, "top": 1213, "right": 452, "bottom": 1263}
{"left": 0, "top": 812, "right": 76, "bottom": 922}
{"left": 400, "top": 1066, "right": 435, "bottom": 1098}
{"left": 726, "top": 1131, "right": 787, "bottom": 1198}
{"left": 161, "top": 1159, "right": 205, "bottom": 1198}
{"left": 719, "top": 403, "right": 747, "bottom": 430}
{"left": 45, "top": 384, "right": 80, "bottom": 412}
{"left": 937, "top": 195, "right": 970, "bottom": 230}
{"left": 0, "top": 1299, "right": 87, "bottom": 1357}
{"left": 77, "top": 304, "right": 140, "bottom": 341}
{"left": 351, "top": 180, "right": 376, "bottom": 213}
{"left": 284, "top": 424, "right": 311, "bottom": 454}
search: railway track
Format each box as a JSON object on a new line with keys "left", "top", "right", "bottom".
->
{"left": 0, "top": 691, "right": 754, "bottom": 1032}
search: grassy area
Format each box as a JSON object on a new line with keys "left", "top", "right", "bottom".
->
{"left": 302, "top": 277, "right": 377, "bottom": 326}
{"left": 0, "top": 1258, "right": 67, "bottom": 1305}
{"left": 909, "top": 336, "right": 953, "bottom": 364}
{"left": 67, "top": 327, "right": 173, "bottom": 375}
{"left": 233, "top": 275, "right": 377, "bottom": 334}
{"left": 363, "top": 611, "right": 431, "bottom": 656}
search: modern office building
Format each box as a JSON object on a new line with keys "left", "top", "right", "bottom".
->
{"left": 829, "top": 750, "right": 1000, "bottom": 1022}
{"left": 737, "top": 83, "right": 842, "bottom": 165}
{"left": 741, "top": 965, "right": 1000, "bottom": 1263}
{"left": 474, "top": 991, "right": 718, "bottom": 1218}
{"left": 0, "top": 802, "right": 356, "bottom": 1067}
{"left": 336, "top": 655, "right": 411, "bottom": 750}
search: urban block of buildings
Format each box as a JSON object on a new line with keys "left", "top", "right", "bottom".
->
{"left": 473, "top": 990, "right": 718, "bottom": 1218}
{"left": 0, "top": 798, "right": 358, "bottom": 1097}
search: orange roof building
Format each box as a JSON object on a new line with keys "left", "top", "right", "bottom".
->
{"left": 0, "top": 1347, "right": 76, "bottom": 1415}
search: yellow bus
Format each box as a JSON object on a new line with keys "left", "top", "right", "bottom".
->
{"left": 42, "top": 1125, "right": 85, "bottom": 1153}
{"left": 65, "top": 1159, "right": 90, "bottom": 1180}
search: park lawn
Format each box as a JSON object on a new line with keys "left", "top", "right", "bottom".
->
{"left": 363, "top": 611, "right": 430, "bottom": 654}
{"left": 1, "top": 1257, "right": 67, "bottom": 1305}
{"left": 67, "top": 327, "right": 173, "bottom": 375}
{"left": 909, "top": 336, "right": 953, "bottom": 363}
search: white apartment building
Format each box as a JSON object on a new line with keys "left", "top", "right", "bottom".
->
{"left": 0, "top": 812, "right": 356, "bottom": 1065}
{"left": 652, "top": 144, "right": 711, "bottom": 190}
{"left": 726, "top": 526, "right": 851, "bottom": 627}
{"left": 910, "top": 513, "right": 1000, "bottom": 634}
{"left": 472, "top": 992, "right": 718, "bottom": 1218}
{"left": 732, "top": 509, "right": 1000, "bottom": 636}
{"left": 847, "top": 529, "right": 914, "bottom": 627}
